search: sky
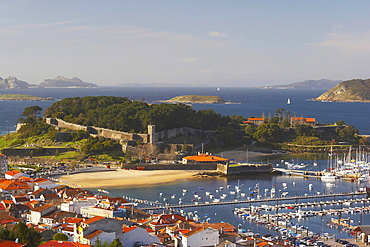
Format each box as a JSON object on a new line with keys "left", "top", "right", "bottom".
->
{"left": 1, "top": 1, "right": 370, "bottom": 87}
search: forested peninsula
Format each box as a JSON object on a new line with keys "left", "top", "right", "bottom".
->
{"left": 314, "top": 79, "right": 370, "bottom": 102}
{"left": 43, "top": 96, "right": 233, "bottom": 133}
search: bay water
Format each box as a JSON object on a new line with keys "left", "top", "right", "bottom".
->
{"left": 0, "top": 86, "right": 369, "bottom": 238}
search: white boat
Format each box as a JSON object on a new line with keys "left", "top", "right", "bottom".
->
{"left": 287, "top": 98, "right": 291, "bottom": 105}
{"left": 325, "top": 183, "right": 335, "bottom": 187}
{"left": 357, "top": 175, "right": 369, "bottom": 183}
{"left": 321, "top": 174, "right": 337, "bottom": 180}
{"left": 182, "top": 189, "right": 187, "bottom": 193}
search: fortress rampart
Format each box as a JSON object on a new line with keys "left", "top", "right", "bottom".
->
{"left": 45, "top": 118, "right": 214, "bottom": 145}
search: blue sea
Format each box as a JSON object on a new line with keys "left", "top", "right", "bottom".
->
{"left": 0, "top": 87, "right": 369, "bottom": 135}
{"left": 1, "top": 86, "right": 369, "bottom": 238}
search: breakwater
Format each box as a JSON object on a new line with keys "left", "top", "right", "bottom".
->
{"left": 122, "top": 163, "right": 217, "bottom": 170}
{"left": 217, "top": 163, "right": 273, "bottom": 175}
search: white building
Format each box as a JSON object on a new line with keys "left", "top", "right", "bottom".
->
{"left": 121, "top": 226, "right": 160, "bottom": 247}
{"left": 180, "top": 227, "right": 219, "bottom": 247}
{"left": 60, "top": 198, "right": 98, "bottom": 214}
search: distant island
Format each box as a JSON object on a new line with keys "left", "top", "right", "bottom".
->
{"left": 39, "top": 76, "right": 98, "bottom": 88}
{"left": 313, "top": 78, "right": 370, "bottom": 102}
{"left": 159, "top": 95, "right": 227, "bottom": 104}
{"left": 0, "top": 94, "right": 53, "bottom": 101}
{"left": 255, "top": 79, "right": 342, "bottom": 90}
{"left": 0, "top": 75, "right": 98, "bottom": 89}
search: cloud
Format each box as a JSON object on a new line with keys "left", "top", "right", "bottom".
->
{"left": 179, "top": 57, "right": 197, "bottom": 63}
{"left": 307, "top": 31, "right": 370, "bottom": 53}
{"left": 208, "top": 31, "right": 226, "bottom": 37}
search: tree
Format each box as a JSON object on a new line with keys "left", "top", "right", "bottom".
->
{"left": 245, "top": 125, "right": 256, "bottom": 137}
{"left": 253, "top": 123, "right": 282, "bottom": 143}
{"left": 109, "top": 239, "right": 123, "bottom": 247}
{"left": 295, "top": 124, "right": 315, "bottom": 137}
{"left": 21, "top": 106, "right": 42, "bottom": 119}
{"left": 336, "top": 120, "right": 345, "bottom": 126}
{"left": 53, "top": 232, "right": 68, "bottom": 241}
{"left": 9, "top": 222, "right": 42, "bottom": 247}
{"left": 336, "top": 125, "right": 359, "bottom": 143}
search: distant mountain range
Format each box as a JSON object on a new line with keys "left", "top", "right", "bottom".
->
{"left": 0, "top": 76, "right": 97, "bottom": 89}
{"left": 313, "top": 79, "right": 370, "bottom": 102}
{"left": 255, "top": 79, "right": 342, "bottom": 90}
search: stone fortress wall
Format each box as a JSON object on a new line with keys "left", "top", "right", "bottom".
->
{"left": 45, "top": 118, "right": 215, "bottom": 145}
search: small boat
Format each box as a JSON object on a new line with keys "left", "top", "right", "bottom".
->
{"left": 326, "top": 183, "right": 335, "bottom": 187}
{"left": 321, "top": 174, "right": 337, "bottom": 181}
{"left": 182, "top": 189, "right": 187, "bottom": 193}
{"left": 287, "top": 98, "right": 291, "bottom": 105}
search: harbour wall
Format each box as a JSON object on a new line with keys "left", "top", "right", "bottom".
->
{"left": 122, "top": 163, "right": 217, "bottom": 170}
{"left": 217, "top": 163, "right": 273, "bottom": 175}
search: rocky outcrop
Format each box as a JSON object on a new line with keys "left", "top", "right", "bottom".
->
{"left": 39, "top": 76, "right": 98, "bottom": 88}
{"left": 161, "top": 95, "right": 226, "bottom": 104}
{"left": 314, "top": 79, "right": 370, "bottom": 102}
{"left": 0, "top": 76, "right": 30, "bottom": 89}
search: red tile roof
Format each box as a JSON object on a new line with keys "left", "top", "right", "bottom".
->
{"left": 38, "top": 241, "right": 90, "bottom": 247}
{"left": 182, "top": 154, "right": 229, "bottom": 162}
{"left": 5, "top": 171, "right": 21, "bottom": 176}
{"left": 0, "top": 180, "right": 31, "bottom": 191}
{"left": 248, "top": 118, "right": 264, "bottom": 121}
{"left": 83, "top": 216, "right": 104, "bottom": 225}
{"left": 32, "top": 203, "right": 54, "bottom": 213}
{"left": 123, "top": 226, "right": 137, "bottom": 233}
{"left": 65, "top": 217, "right": 83, "bottom": 224}
{"left": 182, "top": 226, "right": 205, "bottom": 237}
{"left": 84, "top": 230, "right": 103, "bottom": 240}
{"left": 0, "top": 239, "right": 26, "bottom": 247}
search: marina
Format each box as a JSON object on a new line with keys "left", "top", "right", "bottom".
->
{"left": 138, "top": 191, "right": 367, "bottom": 210}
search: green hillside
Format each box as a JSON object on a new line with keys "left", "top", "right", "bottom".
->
{"left": 315, "top": 79, "right": 370, "bottom": 102}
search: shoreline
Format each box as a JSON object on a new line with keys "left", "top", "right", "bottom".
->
{"left": 56, "top": 150, "right": 274, "bottom": 189}
{"left": 56, "top": 169, "right": 206, "bottom": 189}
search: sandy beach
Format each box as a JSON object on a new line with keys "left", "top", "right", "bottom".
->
{"left": 56, "top": 150, "right": 273, "bottom": 189}
{"left": 57, "top": 169, "right": 203, "bottom": 189}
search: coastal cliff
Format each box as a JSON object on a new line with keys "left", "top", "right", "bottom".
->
{"left": 314, "top": 79, "right": 370, "bottom": 102}
{"left": 0, "top": 76, "right": 31, "bottom": 89}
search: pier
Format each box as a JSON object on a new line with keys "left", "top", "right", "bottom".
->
{"left": 138, "top": 191, "right": 367, "bottom": 210}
